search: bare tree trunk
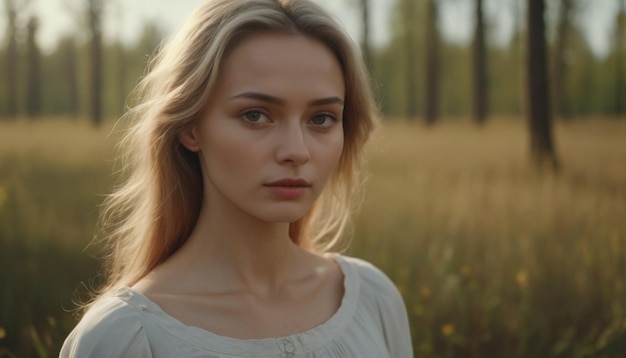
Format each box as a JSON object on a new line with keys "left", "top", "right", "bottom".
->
{"left": 117, "top": 42, "right": 127, "bottom": 116}
{"left": 359, "top": 0, "right": 373, "bottom": 71}
{"left": 473, "top": 0, "right": 488, "bottom": 125}
{"left": 26, "top": 16, "right": 41, "bottom": 118}
{"left": 615, "top": 0, "right": 626, "bottom": 116}
{"left": 553, "top": 0, "right": 573, "bottom": 120}
{"left": 424, "top": 0, "right": 440, "bottom": 125}
{"left": 404, "top": 0, "right": 418, "bottom": 120}
{"left": 527, "top": 0, "right": 559, "bottom": 170}
{"left": 88, "top": 0, "right": 104, "bottom": 126}
{"left": 57, "top": 37, "right": 79, "bottom": 118}
{"left": 5, "top": 0, "right": 18, "bottom": 118}
{"left": 65, "top": 39, "right": 79, "bottom": 118}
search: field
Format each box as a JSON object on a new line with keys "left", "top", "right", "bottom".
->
{"left": 0, "top": 117, "right": 625, "bottom": 357}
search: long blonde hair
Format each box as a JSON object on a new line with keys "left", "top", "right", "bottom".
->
{"left": 95, "top": 0, "right": 377, "bottom": 303}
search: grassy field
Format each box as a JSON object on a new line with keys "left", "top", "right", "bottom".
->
{"left": 0, "top": 117, "right": 625, "bottom": 357}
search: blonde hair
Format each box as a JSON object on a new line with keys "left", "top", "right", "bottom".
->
{"left": 95, "top": 0, "right": 377, "bottom": 302}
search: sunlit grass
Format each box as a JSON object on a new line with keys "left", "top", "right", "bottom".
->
{"left": 1, "top": 117, "right": 625, "bottom": 357}
{"left": 351, "top": 117, "right": 626, "bottom": 357}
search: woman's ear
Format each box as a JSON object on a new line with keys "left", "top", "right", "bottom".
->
{"left": 179, "top": 126, "right": 201, "bottom": 152}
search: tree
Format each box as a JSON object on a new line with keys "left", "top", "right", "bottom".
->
{"left": 553, "top": 0, "right": 574, "bottom": 119}
{"left": 424, "top": 0, "right": 440, "bottom": 125}
{"left": 614, "top": 0, "right": 626, "bottom": 116}
{"left": 87, "top": 0, "right": 104, "bottom": 126}
{"left": 4, "top": 0, "right": 19, "bottom": 117}
{"left": 358, "top": 0, "right": 373, "bottom": 71}
{"left": 25, "top": 16, "right": 41, "bottom": 117}
{"left": 403, "top": 0, "right": 419, "bottom": 120}
{"left": 526, "top": 0, "right": 559, "bottom": 170}
{"left": 472, "top": 0, "right": 488, "bottom": 125}
{"left": 58, "top": 36, "right": 79, "bottom": 118}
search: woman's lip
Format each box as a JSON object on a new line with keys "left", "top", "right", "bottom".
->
{"left": 264, "top": 186, "right": 307, "bottom": 199}
{"left": 263, "top": 178, "right": 311, "bottom": 187}
{"left": 263, "top": 179, "right": 311, "bottom": 199}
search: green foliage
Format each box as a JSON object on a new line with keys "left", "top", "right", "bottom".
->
{"left": 0, "top": 119, "right": 116, "bottom": 356}
{"left": 370, "top": 0, "right": 625, "bottom": 120}
{"left": 1, "top": 2, "right": 624, "bottom": 120}
{"left": 0, "top": 158, "right": 110, "bottom": 357}
{"left": 0, "top": 21, "right": 164, "bottom": 119}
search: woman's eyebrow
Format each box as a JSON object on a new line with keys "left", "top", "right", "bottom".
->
{"left": 229, "top": 92, "right": 285, "bottom": 104}
{"left": 308, "top": 97, "right": 344, "bottom": 107}
{"left": 229, "top": 92, "right": 344, "bottom": 107}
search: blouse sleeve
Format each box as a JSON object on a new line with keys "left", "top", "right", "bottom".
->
{"left": 379, "top": 279, "right": 413, "bottom": 358}
{"left": 349, "top": 257, "right": 414, "bottom": 358}
{"left": 59, "top": 298, "right": 154, "bottom": 358}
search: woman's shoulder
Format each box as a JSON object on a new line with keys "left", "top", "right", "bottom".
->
{"left": 334, "top": 254, "right": 400, "bottom": 294}
{"left": 334, "top": 254, "right": 414, "bottom": 357}
{"left": 60, "top": 288, "right": 154, "bottom": 357}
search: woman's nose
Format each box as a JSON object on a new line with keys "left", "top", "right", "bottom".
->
{"left": 275, "top": 122, "right": 311, "bottom": 166}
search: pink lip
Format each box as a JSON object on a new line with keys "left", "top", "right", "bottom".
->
{"left": 263, "top": 178, "right": 311, "bottom": 199}
{"left": 264, "top": 178, "right": 311, "bottom": 187}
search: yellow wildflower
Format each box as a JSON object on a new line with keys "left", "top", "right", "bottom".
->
{"left": 460, "top": 265, "right": 471, "bottom": 277}
{"left": 441, "top": 323, "right": 455, "bottom": 337}
{"left": 516, "top": 269, "right": 529, "bottom": 288}
{"left": 420, "top": 286, "right": 431, "bottom": 299}
{"left": 0, "top": 327, "right": 6, "bottom": 339}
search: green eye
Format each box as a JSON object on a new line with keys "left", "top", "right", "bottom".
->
{"left": 243, "top": 111, "right": 263, "bottom": 122}
{"left": 311, "top": 114, "right": 335, "bottom": 126}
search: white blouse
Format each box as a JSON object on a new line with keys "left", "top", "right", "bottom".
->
{"left": 60, "top": 254, "right": 413, "bottom": 357}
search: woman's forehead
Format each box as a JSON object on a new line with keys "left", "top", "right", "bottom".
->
{"left": 213, "top": 33, "right": 345, "bottom": 100}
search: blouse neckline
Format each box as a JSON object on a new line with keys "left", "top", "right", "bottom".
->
{"left": 116, "top": 253, "right": 360, "bottom": 356}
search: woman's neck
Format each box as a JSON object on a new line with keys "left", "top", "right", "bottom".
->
{"left": 149, "top": 199, "right": 305, "bottom": 297}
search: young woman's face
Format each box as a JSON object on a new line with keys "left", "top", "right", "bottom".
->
{"left": 183, "top": 33, "right": 345, "bottom": 224}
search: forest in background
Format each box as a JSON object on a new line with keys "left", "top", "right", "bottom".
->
{"left": 1, "top": 0, "right": 625, "bottom": 123}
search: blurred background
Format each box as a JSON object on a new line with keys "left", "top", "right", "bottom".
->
{"left": 0, "top": 0, "right": 625, "bottom": 357}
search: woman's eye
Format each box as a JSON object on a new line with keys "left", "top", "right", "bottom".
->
{"left": 241, "top": 110, "right": 268, "bottom": 124}
{"left": 310, "top": 113, "right": 336, "bottom": 127}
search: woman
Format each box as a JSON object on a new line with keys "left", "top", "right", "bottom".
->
{"left": 61, "top": 0, "right": 412, "bottom": 357}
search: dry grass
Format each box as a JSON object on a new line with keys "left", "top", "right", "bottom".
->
{"left": 1, "top": 117, "right": 625, "bottom": 357}
{"left": 0, "top": 117, "right": 118, "bottom": 167}
{"left": 351, "top": 117, "right": 626, "bottom": 357}
{"left": 358, "top": 118, "right": 626, "bottom": 242}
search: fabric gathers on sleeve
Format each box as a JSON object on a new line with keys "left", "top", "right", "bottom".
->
{"left": 344, "top": 256, "right": 414, "bottom": 358}
{"left": 59, "top": 296, "right": 154, "bottom": 358}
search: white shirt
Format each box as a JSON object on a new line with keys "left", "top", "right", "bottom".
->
{"left": 60, "top": 254, "right": 413, "bottom": 357}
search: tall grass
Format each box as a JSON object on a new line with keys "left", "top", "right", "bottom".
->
{"left": 0, "top": 117, "right": 624, "bottom": 357}
{"left": 350, "top": 118, "right": 626, "bottom": 357}
{"left": 0, "top": 118, "right": 117, "bottom": 357}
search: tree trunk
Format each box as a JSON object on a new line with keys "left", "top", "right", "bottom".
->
{"left": 473, "top": 0, "right": 488, "bottom": 125}
{"left": 88, "top": 0, "right": 104, "bottom": 126}
{"left": 615, "top": 0, "right": 626, "bottom": 116}
{"left": 64, "top": 39, "right": 79, "bottom": 118}
{"left": 526, "top": 0, "right": 559, "bottom": 170}
{"left": 26, "top": 16, "right": 41, "bottom": 118}
{"left": 117, "top": 43, "right": 127, "bottom": 117}
{"left": 553, "top": 0, "right": 573, "bottom": 120}
{"left": 359, "top": 0, "right": 373, "bottom": 71}
{"left": 5, "top": 0, "right": 18, "bottom": 118}
{"left": 424, "top": 0, "right": 440, "bottom": 125}
{"left": 404, "top": 0, "right": 418, "bottom": 120}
